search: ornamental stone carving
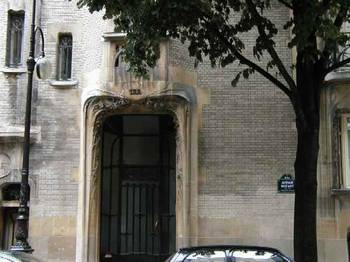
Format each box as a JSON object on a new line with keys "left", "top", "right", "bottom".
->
{"left": 88, "top": 95, "right": 187, "bottom": 184}
{"left": 89, "top": 96, "right": 130, "bottom": 179}
{"left": 0, "top": 154, "right": 11, "bottom": 179}
{"left": 79, "top": 92, "right": 194, "bottom": 261}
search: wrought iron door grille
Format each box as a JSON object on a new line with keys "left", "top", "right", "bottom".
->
{"left": 119, "top": 182, "right": 160, "bottom": 255}
{"left": 100, "top": 115, "right": 176, "bottom": 262}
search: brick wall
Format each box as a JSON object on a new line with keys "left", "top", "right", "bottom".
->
{"left": 191, "top": 3, "right": 296, "bottom": 255}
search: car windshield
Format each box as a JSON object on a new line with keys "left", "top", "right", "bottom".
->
{"left": 169, "top": 248, "right": 289, "bottom": 262}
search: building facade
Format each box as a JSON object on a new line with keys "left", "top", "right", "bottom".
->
{"left": 0, "top": 0, "right": 348, "bottom": 261}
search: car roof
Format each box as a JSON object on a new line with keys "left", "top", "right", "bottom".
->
{"left": 178, "top": 245, "right": 285, "bottom": 254}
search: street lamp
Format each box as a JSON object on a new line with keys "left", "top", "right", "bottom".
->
{"left": 10, "top": 0, "right": 50, "bottom": 253}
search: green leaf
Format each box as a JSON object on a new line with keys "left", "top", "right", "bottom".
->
{"left": 231, "top": 72, "right": 241, "bottom": 87}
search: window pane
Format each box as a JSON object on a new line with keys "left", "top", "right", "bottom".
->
{"left": 6, "top": 12, "right": 24, "bottom": 67}
{"left": 123, "top": 137, "right": 159, "bottom": 165}
{"left": 57, "top": 34, "right": 72, "bottom": 80}
{"left": 123, "top": 115, "right": 159, "bottom": 135}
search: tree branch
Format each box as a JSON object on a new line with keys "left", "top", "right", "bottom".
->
{"left": 322, "top": 2, "right": 350, "bottom": 72}
{"left": 199, "top": 11, "right": 294, "bottom": 100}
{"left": 215, "top": 30, "right": 293, "bottom": 97}
{"left": 325, "top": 57, "right": 350, "bottom": 73}
{"left": 277, "top": 0, "right": 293, "bottom": 9}
{"left": 246, "top": 0, "right": 297, "bottom": 91}
{"left": 333, "top": 3, "right": 349, "bottom": 28}
{"left": 214, "top": 34, "right": 292, "bottom": 97}
{"left": 320, "top": 0, "right": 333, "bottom": 15}
{"left": 214, "top": 34, "right": 293, "bottom": 98}
{"left": 232, "top": 49, "right": 294, "bottom": 98}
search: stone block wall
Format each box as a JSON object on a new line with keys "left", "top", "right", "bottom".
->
{"left": 27, "top": 1, "right": 111, "bottom": 261}
{"left": 0, "top": 0, "right": 112, "bottom": 261}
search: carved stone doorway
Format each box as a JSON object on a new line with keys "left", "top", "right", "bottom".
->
{"left": 77, "top": 95, "right": 198, "bottom": 262}
{"left": 100, "top": 115, "right": 176, "bottom": 262}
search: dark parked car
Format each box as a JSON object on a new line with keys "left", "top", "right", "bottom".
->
{"left": 0, "top": 251, "right": 42, "bottom": 262}
{"left": 166, "top": 245, "right": 293, "bottom": 262}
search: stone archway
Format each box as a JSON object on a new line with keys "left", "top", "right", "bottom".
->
{"left": 76, "top": 94, "right": 197, "bottom": 262}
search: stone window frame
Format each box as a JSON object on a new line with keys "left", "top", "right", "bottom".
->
{"left": 5, "top": 10, "right": 25, "bottom": 68}
{"left": 112, "top": 46, "right": 165, "bottom": 86}
{"left": 57, "top": 33, "right": 73, "bottom": 81}
{"left": 332, "top": 109, "right": 350, "bottom": 190}
{"left": 113, "top": 47, "right": 132, "bottom": 85}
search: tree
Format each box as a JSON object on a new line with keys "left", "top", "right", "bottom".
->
{"left": 77, "top": 0, "right": 350, "bottom": 261}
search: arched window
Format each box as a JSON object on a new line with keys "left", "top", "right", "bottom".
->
{"left": 114, "top": 46, "right": 122, "bottom": 68}
{"left": 114, "top": 47, "right": 132, "bottom": 84}
{"left": 6, "top": 11, "right": 24, "bottom": 67}
{"left": 114, "top": 47, "right": 129, "bottom": 69}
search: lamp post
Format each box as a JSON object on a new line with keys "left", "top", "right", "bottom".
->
{"left": 10, "top": 0, "right": 50, "bottom": 252}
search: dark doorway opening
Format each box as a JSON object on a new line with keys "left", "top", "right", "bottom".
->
{"left": 0, "top": 183, "right": 23, "bottom": 249}
{"left": 100, "top": 115, "right": 176, "bottom": 262}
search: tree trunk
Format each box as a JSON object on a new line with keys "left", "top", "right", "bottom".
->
{"left": 294, "top": 125, "right": 319, "bottom": 262}
{"left": 293, "top": 58, "right": 322, "bottom": 261}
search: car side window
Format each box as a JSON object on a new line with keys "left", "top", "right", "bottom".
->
{"left": 183, "top": 250, "right": 226, "bottom": 261}
{"left": 171, "top": 253, "right": 188, "bottom": 262}
{"left": 170, "top": 248, "right": 290, "bottom": 262}
{"left": 229, "top": 250, "right": 284, "bottom": 261}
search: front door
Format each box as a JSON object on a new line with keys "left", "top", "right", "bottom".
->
{"left": 100, "top": 115, "right": 176, "bottom": 262}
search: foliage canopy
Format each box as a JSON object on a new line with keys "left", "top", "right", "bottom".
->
{"left": 78, "top": 0, "right": 350, "bottom": 96}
